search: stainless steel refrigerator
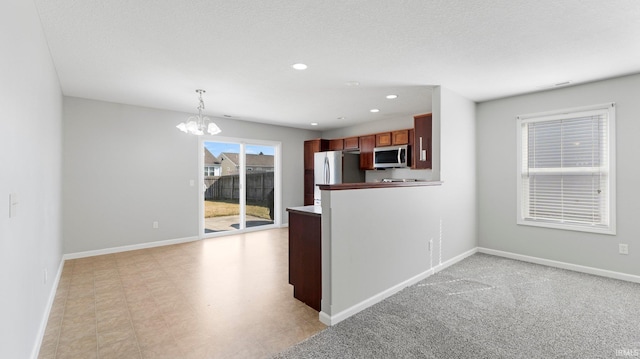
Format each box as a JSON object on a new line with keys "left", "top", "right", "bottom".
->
{"left": 314, "top": 151, "right": 365, "bottom": 205}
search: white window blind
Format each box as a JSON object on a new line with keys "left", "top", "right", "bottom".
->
{"left": 516, "top": 103, "right": 616, "bottom": 234}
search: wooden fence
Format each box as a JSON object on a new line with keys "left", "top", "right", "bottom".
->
{"left": 205, "top": 172, "right": 274, "bottom": 204}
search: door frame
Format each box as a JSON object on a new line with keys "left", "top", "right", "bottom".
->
{"left": 198, "top": 136, "right": 282, "bottom": 238}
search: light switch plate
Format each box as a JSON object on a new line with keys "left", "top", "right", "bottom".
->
{"left": 619, "top": 243, "right": 629, "bottom": 255}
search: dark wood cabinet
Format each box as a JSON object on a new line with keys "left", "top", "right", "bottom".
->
{"left": 304, "top": 139, "right": 327, "bottom": 170}
{"left": 373, "top": 129, "right": 410, "bottom": 147}
{"left": 303, "top": 121, "right": 428, "bottom": 190}
{"left": 375, "top": 132, "right": 392, "bottom": 147}
{"left": 303, "top": 139, "right": 328, "bottom": 205}
{"left": 359, "top": 135, "right": 375, "bottom": 170}
{"left": 288, "top": 210, "right": 321, "bottom": 311}
{"left": 392, "top": 129, "right": 410, "bottom": 145}
{"left": 343, "top": 137, "right": 359, "bottom": 150}
{"left": 409, "top": 129, "right": 415, "bottom": 167}
{"left": 328, "top": 139, "right": 344, "bottom": 151}
{"left": 304, "top": 172, "right": 315, "bottom": 205}
{"left": 413, "top": 114, "right": 433, "bottom": 169}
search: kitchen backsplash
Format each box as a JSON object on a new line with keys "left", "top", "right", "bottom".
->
{"left": 365, "top": 168, "right": 433, "bottom": 183}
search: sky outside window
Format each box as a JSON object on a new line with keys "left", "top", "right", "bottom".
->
{"left": 205, "top": 142, "right": 274, "bottom": 157}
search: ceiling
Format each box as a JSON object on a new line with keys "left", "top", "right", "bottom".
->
{"left": 33, "top": 0, "right": 640, "bottom": 131}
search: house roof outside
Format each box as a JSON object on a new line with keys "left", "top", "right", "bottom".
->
{"left": 220, "top": 153, "right": 274, "bottom": 168}
{"left": 204, "top": 148, "right": 218, "bottom": 166}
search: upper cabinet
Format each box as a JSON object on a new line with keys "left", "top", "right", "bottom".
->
{"left": 413, "top": 114, "right": 432, "bottom": 169}
{"left": 328, "top": 139, "right": 344, "bottom": 151}
{"left": 391, "top": 130, "right": 409, "bottom": 145}
{"left": 343, "top": 137, "right": 359, "bottom": 150}
{"left": 304, "top": 139, "right": 328, "bottom": 170}
{"left": 303, "top": 139, "right": 329, "bottom": 205}
{"left": 376, "top": 129, "right": 410, "bottom": 147}
{"left": 375, "top": 132, "right": 392, "bottom": 147}
{"left": 359, "top": 135, "right": 375, "bottom": 170}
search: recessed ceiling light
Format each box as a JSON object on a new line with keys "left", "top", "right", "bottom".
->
{"left": 310, "top": 122, "right": 318, "bottom": 126}
{"left": 292, "top": 63, "right": 308, "bottom": 70}
{"left": 345, "top": 81, "right": 360, "bottom": 86}
{"left": 337, "top": 117, "right": 345, "bottom": 120}
{"left": 386, "top": 94, "right": 398, "bottom": 99}
{"left": 370, "top": 109, "right": 380, "bottom": 113}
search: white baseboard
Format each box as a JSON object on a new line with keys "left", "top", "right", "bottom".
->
{"left": 319, "top": 247, "right": 478, "bottom": 326}
{"left": 478, "top": 247, "right": 640, "bottom": 284}
{"left": 64, "top": 236, "right": 200, "bottom": 260}
{"left": 30, "top": 258, "right": 64, "bottom": 359}
{"left": 433, "top": 247, "right": 478, "bottom": 274}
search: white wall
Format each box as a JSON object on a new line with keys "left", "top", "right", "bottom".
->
{"left": 477, "top": 74, "right": 640, "bottom": 276}
{"left": 321, "top": 185, "right": 447, "bottom": 320}
{"left": 434, "top": 86, "right": 477, "bottom": 258}
{"left": 320, "top": 87, "right": 477, "bottom": 323}
{"left": 0, "top": 0, "right": 63, "bottom": 358}
{"left": 63, "top": 97, "right": 320, "bottom": 253}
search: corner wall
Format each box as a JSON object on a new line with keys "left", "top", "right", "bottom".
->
{"left": 477, "top": 74, "right": 640, "bottom": 276}
{"left": 320, "top": 86, "right": 477, "bottom": 324}
{"left": 0, "top": 0, "right": 64, "bottom": 357}
{"left": 434, "top": 86, "right": 477, "bottom": 260}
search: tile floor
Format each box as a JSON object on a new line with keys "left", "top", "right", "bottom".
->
{"left": 38, "top": 228, "right": 326, "bottom": 359}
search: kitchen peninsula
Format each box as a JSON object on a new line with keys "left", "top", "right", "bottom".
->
{"left": 287, "top": 180, "right": 442, "bottom": 316}
{"left": 287, "top": 205, "right": 322, "bottom": 311}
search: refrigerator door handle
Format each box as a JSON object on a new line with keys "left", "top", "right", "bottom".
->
{"left": 324, "top": 156, "right": 330, "bottom": 184}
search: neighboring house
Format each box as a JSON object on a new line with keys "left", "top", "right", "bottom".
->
{"left": 204, "top": 148, "right": 221, "bottom": 177}
{"left": 219, "top": 152, "right": 274, "bottom": 175}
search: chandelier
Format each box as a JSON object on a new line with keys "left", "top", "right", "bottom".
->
{"left": 176, "top": 89, "right": 222, "bottom": 135}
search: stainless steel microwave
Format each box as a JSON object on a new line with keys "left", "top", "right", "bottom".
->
{"left": 373, "top": 145, "right": 410, "bottom": 169}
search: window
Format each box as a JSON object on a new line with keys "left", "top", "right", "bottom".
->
{"left": 516, "top": 103, "right": 616, "bottom": 234}
{"left": 204, "top": 166, "right": 217, "bottom": 176}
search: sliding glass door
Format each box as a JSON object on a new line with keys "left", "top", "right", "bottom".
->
{"left": 201, "top": 138, "right": 279, "bottom": 235}
{"left": 243, "top": 144, "right": 276, "bottom": 229}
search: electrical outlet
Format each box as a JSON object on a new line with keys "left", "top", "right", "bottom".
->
{"left": 43, "top": 269, "right": 48, "bottom": 284}
{"left": 619, "top": 243, "right": 629, "bottom": 255}
{"left": 153, "top": 221, "right": 159, "bottom": 229}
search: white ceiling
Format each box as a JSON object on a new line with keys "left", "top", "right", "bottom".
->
{"left": 33, "top": 0, "right": 640, "bottom": 131}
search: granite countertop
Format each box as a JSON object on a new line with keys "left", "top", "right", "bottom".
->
{"left": 317, "top": 180, "right": 443, "bottom": 191}
{"left": 286, "top": 205, "right": 322, "bottom": 216}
